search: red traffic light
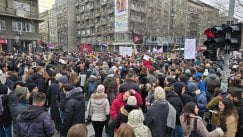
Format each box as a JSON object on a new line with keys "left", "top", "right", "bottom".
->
{"left": 204, "top": 28, "right": 216, "bottom": 38}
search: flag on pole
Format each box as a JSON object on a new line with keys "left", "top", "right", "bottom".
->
{"left": 132, "top": 31, "right": 143, "bottom": 44}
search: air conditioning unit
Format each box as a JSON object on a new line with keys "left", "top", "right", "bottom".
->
{"left": 17, "top": 31, "right": 22, "bottom": 35}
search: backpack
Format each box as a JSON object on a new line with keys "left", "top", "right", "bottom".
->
{"left": 189, "top": 118, "right": 203, "bottom": 137}
{"left": 87, "top": 81, "right": 97, "bottom": 93}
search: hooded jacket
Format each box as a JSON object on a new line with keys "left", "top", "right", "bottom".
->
{"left": 15, "top": 106, "right": 55, "bottom": 137}
{"left": 87, "top": 92, "right": 110, "bottom": 121}
{"left": 61, "top": 87, "right": 85, "bottom": 136}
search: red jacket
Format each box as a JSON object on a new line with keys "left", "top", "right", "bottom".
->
{"left": 110, "top": 92, "right": 143, "bottom": 120}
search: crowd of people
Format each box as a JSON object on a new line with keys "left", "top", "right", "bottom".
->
{"left": 0, "top": 50, "right": 242, "bottom": 137}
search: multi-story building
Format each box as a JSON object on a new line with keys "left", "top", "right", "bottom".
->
{"left": 39, "top": 7, "right": 58, "bottom": 49}
{"left": 170, "top": 0, "right": 220, "bottom": 48}
{"left": 48, "top": 7, "right": 58, "bottom": 45}
{"left": 75, "top": 0, "right": 172, "bottom": 51}
{"left": 0, "top": 0, "right": 41, "bottom": 52}
{"left": 55, "top": 0, "right": 76, "bottom": 50}
{"left": 39, "top": 11, "right": 49, "bottom": 45}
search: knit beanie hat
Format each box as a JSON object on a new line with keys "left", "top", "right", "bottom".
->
{"left": 127, "top": 96, "right": 137, "bottom": 106}
{"left": 25, "top": 83, "right": 37, "bottom": 93}
{"left": 14, "top": 87, "right": 28, "bottom": 101}
{"left": 97, "top": 84, "right": 105, "bottom": 93}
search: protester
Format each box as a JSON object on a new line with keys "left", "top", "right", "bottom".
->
{"left": 217, "top": 98, "right": 239, "bottom": 137}
{"left": 180, "top": 102, "right": 224, "bottom": 137}
{"left": 127, "top": 109, "right": 152, "bottom": 137}
{"left": 110, "top": 89, "right": 142, "bottom": 120}
{"left": 116, "top": 123, "right": 136, "bottom": 137}
{"left": 144, "top": 86, "right": 176, "bottom": 137}
{"left": 60, "top": 84, "right": 85, "bottom": 137}
{"left": 15, "top": 92, "right": 55, "bottom": 137}
{"left": 110, "top": 96, "right": 139, "bottom": 129}
{"left": 67, "top": 124, "right": 88, "bottom": 137}
{"left": 119, "top": 72, "right": 140, "bottom": 94}
{"left": 0, "top": 83, "right": 11, "bottom": 137}
{"left": 87, "top": 84, "right": 110, "bottom": 137}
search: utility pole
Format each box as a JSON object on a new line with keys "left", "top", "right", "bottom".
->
{"left": 221, "top": 0, "right": 235, "bottom": 92}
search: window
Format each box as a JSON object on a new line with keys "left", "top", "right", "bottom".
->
{"left": 12, "top": 21, "right": 33, "bottom": 32}
{"left": 0, "top": 20, "right": 6, "bottom": 30}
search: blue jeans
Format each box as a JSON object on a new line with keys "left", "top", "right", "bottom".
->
{"left": 0, "top": 125, "right": 12, "bottom": 137}
{"left": 175, "top": 125, "right": 183, "bottom": 137}
{"left": 59, "top": 110, "right": 64, "bottom": 124}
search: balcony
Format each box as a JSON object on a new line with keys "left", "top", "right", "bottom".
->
{"left": 80, "top": 9, "right": 84, "bottom": 13}
{"left": 89, "top": 5, "right": 94, "bottom": 10}
{"left": 0, "top": 8, "right": 40, "bottom": 21}
{"left": 95, "top": 12, "right": 101, "bottom": 17}
{"left": 101, "top": 0, "right": 107, "bottom": 6}
{"left": 108, "top": 9, "right": 114, "bottom": 14}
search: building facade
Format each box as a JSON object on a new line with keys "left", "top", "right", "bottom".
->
{"left": 55, "top": 0, "right": 76, "bottom": 50}
{"left": 0, "top": 0, "right": 41, "bottom": 52}
{"left": 75, "top": 0, "right": 222, "bottom": 51}
{"left": 39, "top": 10, "right": 49, "bottom": 46}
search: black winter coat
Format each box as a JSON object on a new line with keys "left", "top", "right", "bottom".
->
{"left": 47, "top": 83, "right": 61, "bottom": 122}
{"left": 166, "top": 91, "right": 183, "bottom": 125}
{"left": 235, "top": 99, "right": 243, "bottom": 137}
{"left": 0, "top": 94, "right": 12, "bottom": 126}
{"left": 110, "top": 105, "right": 138, "bottom": 129}
{"left": 61, "top": 87, "right": 85, "bottom": 136}
{"left": 119, "top": 79, "right": 141, "bottom": 94}
{"left": 15, "top": 106, "right": 55, "bottom": 137}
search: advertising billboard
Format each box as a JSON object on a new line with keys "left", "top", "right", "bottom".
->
{"left": 115, "top": 0, "right": 128, "bottom": 32}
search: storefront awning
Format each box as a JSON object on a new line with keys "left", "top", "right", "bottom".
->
{"left": 0, "top": 39, "right": 7, "bottom": 44}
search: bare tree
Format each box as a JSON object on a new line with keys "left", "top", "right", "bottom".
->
{"left": 212, "top": 0, "right": 243, "bottom": 19}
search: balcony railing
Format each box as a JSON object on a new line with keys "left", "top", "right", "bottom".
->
{"left": 0, "top": 8, "right": 39, "bottom": 19}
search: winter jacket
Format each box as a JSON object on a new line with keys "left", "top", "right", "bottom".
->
{"left": 15, "top": 106, "right": 55, "bottom": 137}
{"left": 110, "top": 105, "right": 138, "bottom": 129}
{"left": 144, "top": 100, "right": 176, "bottom": 137}
{"left": 119, "top": 79, "right": 141, "bottom": 94}
{"left": 47, "top": 83, "right": 61, "bottom": 123}
{"left": 87, "top": 92, "right": 110, "bottom": 122}
{"left": 220, "top": 113, "right": 238, "bottom": 137}
{"left": 235, "top": 99, "right": 243, "bottom": 137}
{"left": 181, "top": 93, "right": 196, "bottom": 105}
{"left": 166, "top": 91, "right": 183, "bottom": 125}
{"left": 180, "top": 113, "right": 224, "bottom": 137}
{"left": 0, "top": 94, "right": 12, "bottom": 126}
{"left": 110, "top": 92, "right": 143, "bottom": 120}
{"left": 206, "top": 96, "right": 222, "bottom": 126}
{"left": 61, "top": 87, "right": 85, "bottom": 136}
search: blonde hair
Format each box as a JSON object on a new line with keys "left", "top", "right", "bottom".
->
{"left": 154, "top": 86, "right": 165, "bottom": 100}
{"left": 67, "top": 124, "right": 88, "bottom": 137}
{"left": 116, "top": 123, "right": 136, "bottom": 137}
{"left": 69, "top": 72, "right": 80, "bottom": 85}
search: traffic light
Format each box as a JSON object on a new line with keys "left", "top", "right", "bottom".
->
{"left": 203, "top": 26, "right": 225, "bottom": 60}
{"left": 224, "top": 23, "right": 242, "bottom": 51}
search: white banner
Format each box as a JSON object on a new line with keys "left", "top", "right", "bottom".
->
{"left": 115, "top": 0, "right": 128, "bottom": 32}
{"left": 119, "top": 47, "right": 132, "bottom": 56}
{"left": 184, "top": 39, "right": 196, "bottom": 59}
